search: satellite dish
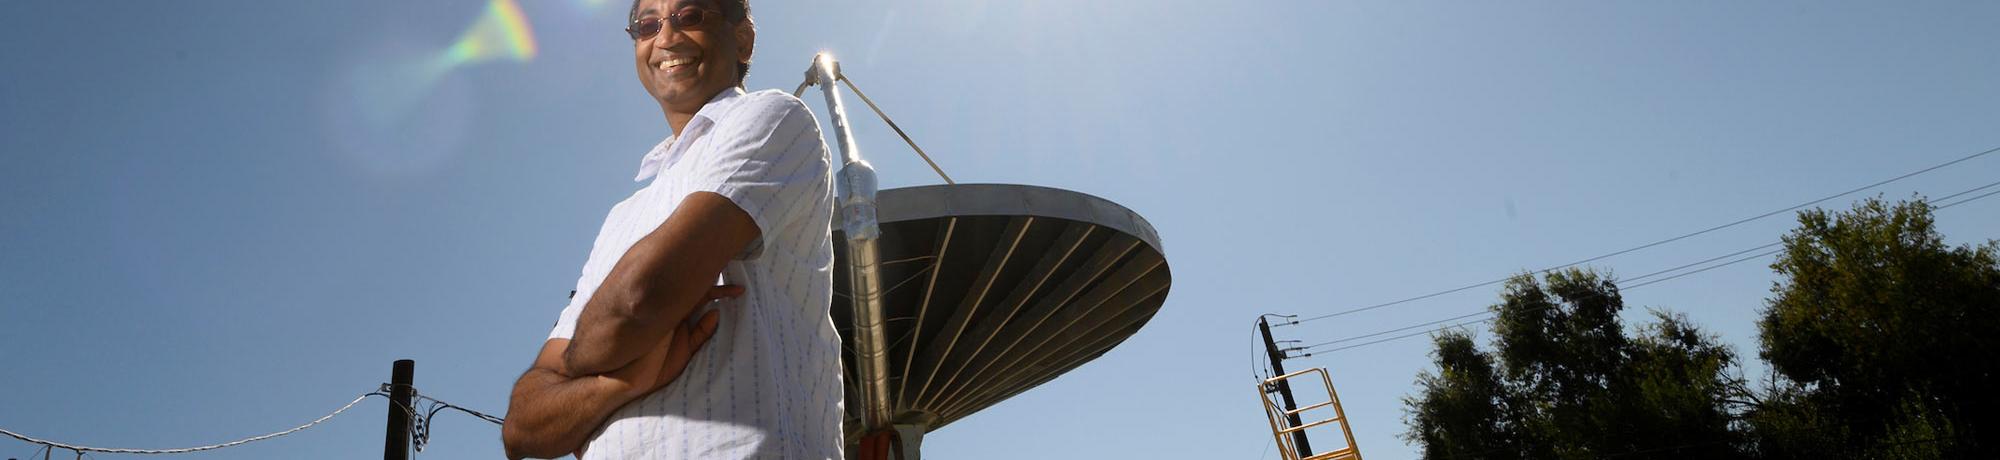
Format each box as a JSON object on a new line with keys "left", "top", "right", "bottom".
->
{"left": 832, "top": 184, "right": 1172, "bottom": 434}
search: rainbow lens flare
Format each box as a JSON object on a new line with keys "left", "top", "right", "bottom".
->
{"left": 321, "top": 0, "right": 541, "bottom": 177}
{"left": 440, "top": 0, "right": 539, "bottom": 68}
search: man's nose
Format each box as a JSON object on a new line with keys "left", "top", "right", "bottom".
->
{"left": 650, "top": 27, "right": 679, "bottom": 49}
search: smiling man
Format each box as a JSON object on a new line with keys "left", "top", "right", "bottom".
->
{"left": 499, "top": 0, "right": 843, "bottom": 458}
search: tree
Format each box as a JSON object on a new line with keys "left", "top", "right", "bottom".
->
{"left": 1404, "top": 269, "right": 1750, "bottom": 460}
{"left": 1750, "top": 197, "right": 2000, "bottom": 458}
{"left": 1404, "top": 330, "right": 1526, "bottom": 459}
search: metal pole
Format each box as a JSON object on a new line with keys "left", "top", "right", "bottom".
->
{"left": 382, "top": 359, "right": 414, "bottom": 460}
{"left": 1259, "top": 318, "right": 1312, "bottom": 456}
{"left": 810, "top": 52, "right": 896, "bottom": 433}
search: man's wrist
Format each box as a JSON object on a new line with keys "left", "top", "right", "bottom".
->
{"left": 591, "top": 373, "right": 647, "bottom": 402}
{"left": 560, "top": 343, "right": 597, "bottom": 376}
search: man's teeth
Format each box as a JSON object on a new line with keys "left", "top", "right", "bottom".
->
{"left": 658, "top": 57, "right": 697, "bottom": 70}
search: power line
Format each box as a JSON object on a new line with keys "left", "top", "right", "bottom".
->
{"left": 1304, "top": 179, "right": 2000, "bottom": 354}
{"left": 414, "top": 394, "right": 505, "bottom": 426}
{"left": 0, "top": 391, "right": 385, "bottom": 455}
{"left": 2, "top": 385, "right": 509, "bottom": 457}
{"left": 1931, "top": 178, "right": 2000, "bottom": 203}
{"left": 1252, "top": 314, "right": 1294, "bottom": 382}
{"left": 378, "top": 384, "right": 508, "bottom": 454}
{"left": 1296, "top": 240, "right": 1787, "bottom": 351}
{"left": 1286, "top": 145, "right": 2000, "bottom": 325}
{"left": 17, "top": 443, "right": 48, "bottom": 460}
{"left": 1251, "top": 321, "right": 1267, "bottom": 382}
{"left": 1302, "top": 241, "right": 1788, "bottom": 351}
{"left": 1939, "top": 184, "right": 2000, "bottom": 208}
{"left": 1302, "top": 310, "right": 1493, "bottom": 351}
{"left": 1321, "top": 248, "right": 1779, "bottom": 354}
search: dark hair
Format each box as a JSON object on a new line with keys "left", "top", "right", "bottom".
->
{"left": 629, "top": 0, "right": 752, "bottom": 85}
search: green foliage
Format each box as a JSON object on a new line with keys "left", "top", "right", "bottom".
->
{"left": 1403, "top": 269, "right": 1750, "bottom": 459}
{"left": 1404, "top": 331, "right": 1526, "bottom": 459}
{"left": 1751, "top": 197, "right": 2000, "bottom": 458}
{"left": 1402, "top": 197, "right": 1999, "bottom": 459}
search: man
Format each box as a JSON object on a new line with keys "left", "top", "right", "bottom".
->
{"left": 500, "top": 0, "right": 842, "bottom": 458}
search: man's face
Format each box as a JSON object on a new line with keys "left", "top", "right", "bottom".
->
{"left": 632, "top": 0, "right": 750, "bottom": 114}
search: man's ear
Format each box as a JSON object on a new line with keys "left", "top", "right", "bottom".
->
{"left": 735, "top": 16, "right": 756, "bottom": 67}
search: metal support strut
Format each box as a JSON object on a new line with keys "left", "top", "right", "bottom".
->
{"left": 808, "top": 53, "right": 896, "bottom": 435}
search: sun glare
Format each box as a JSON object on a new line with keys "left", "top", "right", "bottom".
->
{"left": 441, "top": 0, "right": 539, "bottom": 68}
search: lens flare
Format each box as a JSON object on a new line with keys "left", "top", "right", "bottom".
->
{"left": 321, "top": 42, "right": 476, "bottom": 177}
{"left": 440, "top": 0, "right": 539, "bottom": 69}
{"left": 321, "top": 0, "right": 540, "bottom": 177}
{"left": 350, "top": 0, "right": 540, "bottom": 131}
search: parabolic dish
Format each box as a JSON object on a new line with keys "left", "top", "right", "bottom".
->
{"left": 832, "top": 184, "right": 1172, "bottom": 434}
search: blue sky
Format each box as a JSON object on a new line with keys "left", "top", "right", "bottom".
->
{"left": 3, "top": 1, "right": 1997, "bottom": 459}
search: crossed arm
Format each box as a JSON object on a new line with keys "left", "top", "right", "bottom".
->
{"left": 563, "top": 192, "right": 763, "bottom": 375}
{"left": 501, "top": 192, "right": 761, "bottom": 459}
{"left": 501, "top": 338, "right": 664, "bottom": 460}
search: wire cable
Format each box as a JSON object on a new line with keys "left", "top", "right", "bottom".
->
{"left": 413, "top": 394, "right": 505, "bottom": 426}
{"left": 793, "top": 62, "right": 956, "bottom": 184}
{"left": 1939, "top": 185, "right": 2000, "bottom": 209}
{"left": 1931, "top": 178, "right": 2000, "bottom": 203}
{"left": 832, "top": 261, "right": 937, "bottom": 300}
{"left": 0, "top": 391, "right": 385, "bottom": 455}
{"left": 1251, "top": 321, "right": 1266, "bottom": 383}
{"left": 18, "top": 443, "right": 49, "bottom": 460}
{"left": 1252, "top": 314, "right": 1295, "bottom": 382}
{"left": 1316, "top": 246, "right": 1782, "bottom": 354}
{"left": 1299, "top": 240, "right": 1782, "bottom": 351}
{"left": 2, "top": 385, "right": 511, "bottom": 456}
{"left": 838, "top": 74, "right": 957, "bottom": 185}
{"left": 378, "top": 385, "right": 508, "bottom": 453}
{"left": 1287, "top": 145, "right": 2000, "bottom": 325}
{"left": 1307, "top": 179, "right": 2000, "bottom": 354}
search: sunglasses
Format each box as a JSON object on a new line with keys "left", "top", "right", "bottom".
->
{"left": 626, "top": 7, "right": 724, "bottom": 41}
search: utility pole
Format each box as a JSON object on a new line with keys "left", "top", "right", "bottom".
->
{"left": 1258, "top": 316, "right": 1312, "bottom": 456}
{"left": 383, "top": 359, "right": 414, "bottom": 460}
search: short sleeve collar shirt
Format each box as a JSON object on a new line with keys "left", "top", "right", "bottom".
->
{"left": 547, "top": 87, "right": 843, "bottom": 459}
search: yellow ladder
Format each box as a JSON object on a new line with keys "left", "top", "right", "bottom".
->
{"left": 1256, "top": 368, "right": 1362, "bottom": 460}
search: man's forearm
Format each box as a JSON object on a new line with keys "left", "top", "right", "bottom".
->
{"left": 501, "top": 368, "right": 631, "bottom": 460}
{"left": 564, "top": 193, "right": 757, "bottom": 375}
{"left": 564, "top": 271, "right": 707, "bottom": 375}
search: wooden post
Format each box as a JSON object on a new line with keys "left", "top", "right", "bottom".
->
{"left": 383, "top": 359, "right": 414, "bottom": 460}
{"left": 1259, "top": 317, "right": 1312, "bottom": 456}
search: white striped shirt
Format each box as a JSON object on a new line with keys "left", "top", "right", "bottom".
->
{"left": 547, "top": 88, "right": 843, "bottom": 459}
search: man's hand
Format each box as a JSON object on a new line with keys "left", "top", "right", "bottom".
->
{"left": 503, "top": 284, "right": 744, "bottom": 460}
{"left": 602, "top": 285, "right": 742, "bottom": 399}
{"left": 564, "top": 192, "right": 763, "bottom": 376}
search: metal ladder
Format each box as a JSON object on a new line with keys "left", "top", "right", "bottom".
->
{"left": 1257, "top": 368, "right": 1362, "bottom": 460}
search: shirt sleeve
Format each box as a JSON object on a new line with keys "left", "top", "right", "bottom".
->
{"left": 689, "top": 93, "right": 832, "bottom": 261}
{"left": 549, "top": 275, "right": 593, "bottom": 340}
{"left": 550, "top": 208, "right": 624, "bottom": 341}
{"left": 547, "top": 299, "right": 582, "bottom": 340}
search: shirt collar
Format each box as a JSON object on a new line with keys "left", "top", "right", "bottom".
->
{"left": 634, "top": 87, "right": 748, "bottom": 182}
